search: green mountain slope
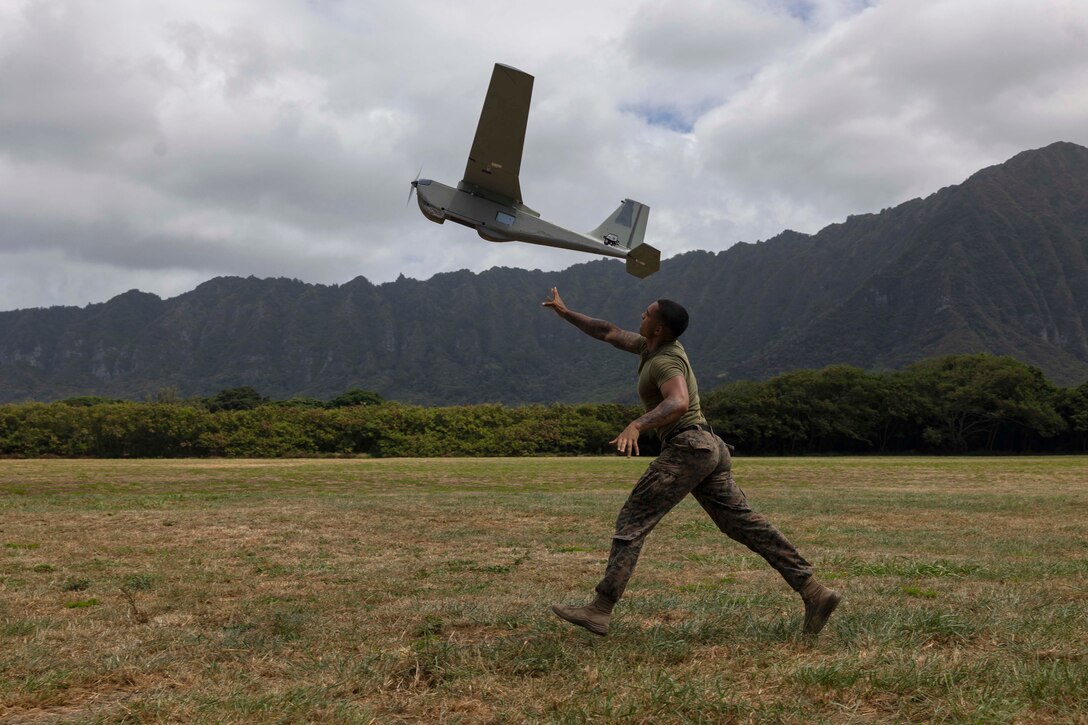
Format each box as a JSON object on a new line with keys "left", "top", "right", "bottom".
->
{"left": 2, "top": 142, "right": 1086, "bottom": 404}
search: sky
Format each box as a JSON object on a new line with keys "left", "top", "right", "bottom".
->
{"left": 2, "top": 0, "right": 1088, "bottom": 311}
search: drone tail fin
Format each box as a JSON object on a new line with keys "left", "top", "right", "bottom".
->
{"left": 590, "top": 199, "right": 658, "bottom": 277}
{"left": 589, "top": 199, "right": 649, "bottom": 250}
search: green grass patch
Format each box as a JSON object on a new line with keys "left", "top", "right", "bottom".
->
{"left": 902, "top": 584, "right": 939, "bottom": 598}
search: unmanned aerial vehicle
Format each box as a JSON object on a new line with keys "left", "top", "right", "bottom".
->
{"left": 410, "top": 63, "right": 660, "bottom": 278}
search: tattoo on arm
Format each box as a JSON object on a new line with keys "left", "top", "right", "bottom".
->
{"left": 604, "top": 329, "right": 642, "bottom": 353}
{"left": 560, "top": 309, "right": 640, "bottom": 352}
{"left": 633, "top": 396, "right": 687, "bottom": 431}
{"left": 560, "top": 309, "right": 615, "bottom": 340}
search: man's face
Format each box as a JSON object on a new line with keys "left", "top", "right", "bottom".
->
{"left": 639, "top": 302, "right": 661, "bottom": 338}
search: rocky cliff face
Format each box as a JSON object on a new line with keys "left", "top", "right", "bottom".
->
{"left": 722, "top": 141, "right": 1088, "bottom": 384}
{"left": 2, "top": 142, "right": 1086, "bottom": 404}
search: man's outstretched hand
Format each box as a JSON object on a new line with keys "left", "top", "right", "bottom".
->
{"left": 542, "top": 287, "right": 568, "bottom": 316}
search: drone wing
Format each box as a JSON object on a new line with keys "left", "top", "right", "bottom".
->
{"left": 461, "top": 64, "right": 533, "bottom": 205}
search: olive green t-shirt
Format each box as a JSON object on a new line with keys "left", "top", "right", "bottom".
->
{"left": 636, "top": 337, "right": 706, "bottom": 441}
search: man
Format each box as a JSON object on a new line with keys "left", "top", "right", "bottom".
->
{"left": 542, "top": 287, "right": 840, "bottom": 637}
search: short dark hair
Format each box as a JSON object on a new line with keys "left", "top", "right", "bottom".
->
{"left": 655, "top": 299, "right": 689, "bottom": 338}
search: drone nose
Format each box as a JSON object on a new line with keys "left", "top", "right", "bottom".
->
{"left": 411, "top": 179, "right": 418, "bottom": 188}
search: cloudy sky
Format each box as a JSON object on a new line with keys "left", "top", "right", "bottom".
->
{"left": 2, "top": 0, "right": 1087, "bottom": 311}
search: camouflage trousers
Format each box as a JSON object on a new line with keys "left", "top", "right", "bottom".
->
{"left": 595, "top": 429, "right": 813, "bottom": 604}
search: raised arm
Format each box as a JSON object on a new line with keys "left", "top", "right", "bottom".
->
{"left": 542, "top": 287, "right": 641, "bottom": 353}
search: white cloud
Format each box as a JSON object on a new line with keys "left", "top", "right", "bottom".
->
{"left": 0, "top": 0, "right": 1087, "bottom": 310}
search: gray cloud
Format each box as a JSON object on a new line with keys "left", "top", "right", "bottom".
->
{"left": 0, "top": 0, "right": 1086, "bottom": 311}
{"left": 0, "top": 3, "right": 162, "bottom": 166}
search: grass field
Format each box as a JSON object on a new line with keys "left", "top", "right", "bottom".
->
{"left": 1, "top": 456, "right": 1086, "bottom": 723}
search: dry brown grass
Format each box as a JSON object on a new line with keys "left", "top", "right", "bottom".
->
{"left": 1, "top": 457, "right": 1086, "bottom": 723}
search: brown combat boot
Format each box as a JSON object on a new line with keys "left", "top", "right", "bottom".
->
{"left": 800, "top": 577, "right": 841, "bottom": 635}
{"left": 551, "top": 593, "right": 615, "bottom": 636}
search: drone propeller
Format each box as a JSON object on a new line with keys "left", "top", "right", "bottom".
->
{"left": 406, "top": 166, "right": 423, "bottom": 206}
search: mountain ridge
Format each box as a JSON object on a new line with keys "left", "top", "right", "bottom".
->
{"left": 2, "top": 142, "right": 1086, "bottom": 403}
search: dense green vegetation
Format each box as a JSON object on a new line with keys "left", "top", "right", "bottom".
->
{"left": 704, "top": 354, "right": 1086, "bottom": 454}
{"left": 0, "top": 397, "right": 636, "bottom": 458}
{"left": 0, "top": 355, "right": 1084, "bottom": 457}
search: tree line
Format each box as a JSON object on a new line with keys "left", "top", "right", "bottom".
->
{"left": 703, "top": 355, "right": 1086, "bottom": 454}
{"left": 1, "top": 354, "right": 1085, "bottom": 457}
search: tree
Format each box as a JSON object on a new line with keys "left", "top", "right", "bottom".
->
{"left": 704, "top": 379, "right": 801, "bottom": 454}
{"left": 272, "top": 397, "right": 326, "bottom": 409}
{"left": 904, "top": 355, "right": 1063, "bottom": 451}
{"left": 207, "top": 386, "right": 265, "bottom": 412}
{"left": 326, "top": 389, "right": 385, "bottom": 408}
{"left": 59, "top": 396, "right": 123, "bottom": 407}
{"left": 1054, "top": 381, "right": 1088, "bottom": 451}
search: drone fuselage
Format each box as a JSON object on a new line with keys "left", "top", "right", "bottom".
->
{"left": 413, "top": 179, "right": 629, "bottom": 260}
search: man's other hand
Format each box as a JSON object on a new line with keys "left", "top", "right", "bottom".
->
{"left": 609, "top": 423, "right": 641, "bottom": 458}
